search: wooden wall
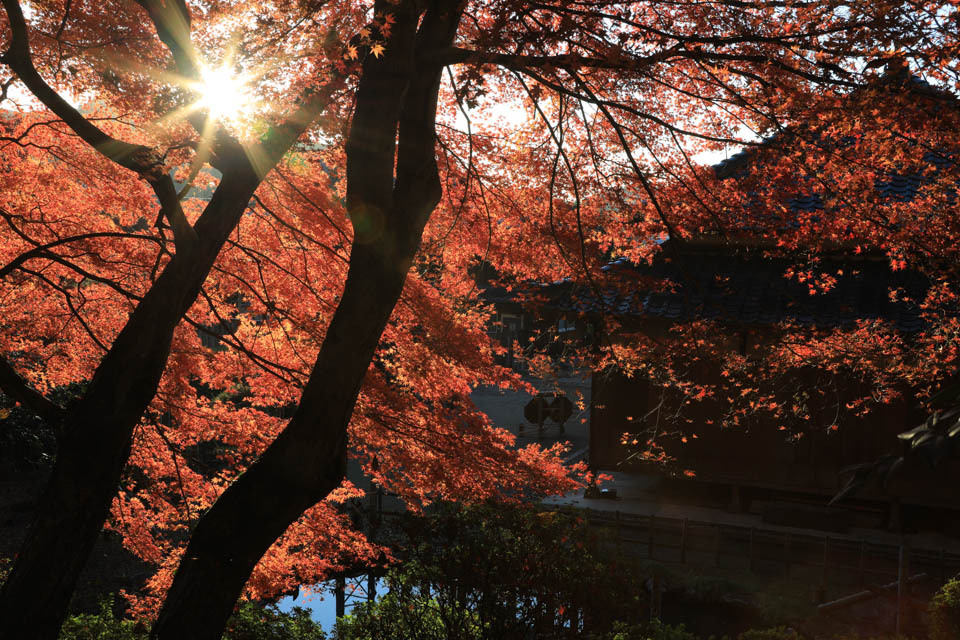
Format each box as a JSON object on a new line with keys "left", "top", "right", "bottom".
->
{"left": 590, "top": 368, "right": 960, "bottom": 509}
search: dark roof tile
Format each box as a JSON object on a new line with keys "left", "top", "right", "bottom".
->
{"left": 533, "top": 251, "right": 939, "bottom": 331}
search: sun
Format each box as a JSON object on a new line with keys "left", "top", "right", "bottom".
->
{"left": 194, "top": 63, "right": 255, "bottom": 124}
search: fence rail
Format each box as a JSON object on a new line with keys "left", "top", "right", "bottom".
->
{"left": 542, "top": 505, "right": 960, "bottom": 595}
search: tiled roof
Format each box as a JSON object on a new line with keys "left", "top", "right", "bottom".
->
{"left": 876, "top": 173, "right": 927, "bottom": 202}
{"left": 540, "top": 250, "right": 933, "bottom": 331}
{"left": 717, "top": 148, "right": 954, "bottom": 209}
{"left": 785, "top": 193, "right": 824, "bottom": 212}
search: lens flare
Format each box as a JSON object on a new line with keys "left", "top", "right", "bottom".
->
{"left": 195, "top": 64, "right": 254, "bottom": 123}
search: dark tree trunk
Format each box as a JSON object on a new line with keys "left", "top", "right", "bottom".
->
{"left": 150, "top": 243, "right": 414, "bottom": 639}
{"left": 0, "top": 170, "right": 261, "bottom": 640}
{"left": 150, "top": 2, "right": 462, "bottom": 637}
{"left": 0, "top": 0, "right": 333, "bottom": 633}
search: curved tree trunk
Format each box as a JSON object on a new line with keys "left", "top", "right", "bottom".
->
{"left": 0, "top": 2, "right": 336, "bottom": 629}
{"left": 0, "top": 170, "right": 260, "bottom": 640}
{"left": 150, "top": 243, "right": 416, "bottom": 640}
{"left": 151, "top": 2, "right": 462, "bottom": 637}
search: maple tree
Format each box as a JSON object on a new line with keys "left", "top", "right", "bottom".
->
{"left": 0, "top": 0, "right": 958, "bottom": 638}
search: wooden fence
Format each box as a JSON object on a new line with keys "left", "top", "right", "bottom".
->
{"left": 542, "top": 505, "right": 960, "bottom": 595}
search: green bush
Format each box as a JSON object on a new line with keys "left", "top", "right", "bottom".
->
{"left": 223, "top": 602, "right": 326, "bottom": 640}
{"left": 335, "top": 501, "right": 650, "bottom": 639}
{"left": 58, "top": 599, "right": 145, "bottom": 640}
{"left": 929, "top": 577, "right": 960, "bottom": 640}
{"left": 57, "top": 598, "right": 326, "bottom": 639}
{"left": 334, "top": 591, "right": 478, "bottom": 640}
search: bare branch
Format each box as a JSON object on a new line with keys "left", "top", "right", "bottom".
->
{"left": 0, "top": 356, "right": 66, "bottom": 425}
{"left": 0, "top": 0, "right": 199, "bottom": 255}
{"left": 0, "top": 232, "right": 162, "bottom": 280}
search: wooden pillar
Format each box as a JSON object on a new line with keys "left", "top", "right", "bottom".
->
{"left": 335, "top": 575, "right": 346, "bottom": 618}
{"left": 896, "top": 542, "right": 909, "bottom": 635}
{"left": 730, "top": 484, "right": 742, "bottom": 511}
{"left": 816, "top": 537, "right": 829, "bottom": 604}
{"left": 680, "top": 518, "right": 688, "bottom": 564}
{"left": 821, "top": 537, "right": 830, "bottom": 584}
{"left": 648, "top": 515, "right": 656, "bottom": 560}
{"left": 940, "top": 548, "right": 947, "bottom": 585}
{"left": 858, "top": 540, "right": 866, "bottom": 588}
{"left": 615, "top": 510, "right": 622, "bottom": 554}
{"left": 888, "top": 498, "right": 902, "bottom": 532}
{"left": 784, "top": 533, "right": 792, "bottom": 577}
{"left": 715, "top": 525, "right": 722, "bottom": 568}
{"left": 649, "top": 574, "right": 662, "bottom": 621}
{"left": 368, "top": 472, "right": 381, "bottom": 537}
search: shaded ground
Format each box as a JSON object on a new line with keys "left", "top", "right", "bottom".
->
{"left": 470, "top": 372, "right": 591, "bottom": 460}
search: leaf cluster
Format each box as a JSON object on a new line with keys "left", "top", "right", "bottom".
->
{"left": 56, "top": 598, "right": 326, "bottom": 640}
{"left": 336, "top": 501, "right": 649, "bottom": 639}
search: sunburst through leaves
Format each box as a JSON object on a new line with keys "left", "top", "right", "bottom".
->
{"left": 193, "top": 63, "right": 256, "bottom": 125}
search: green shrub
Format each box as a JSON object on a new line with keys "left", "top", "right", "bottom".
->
{"left": 57, "top": 598, "right": 325, "bottom": 639}
{"left": 929, "top": 577, "right": 960, "bottom": 640}
{"left": 223, "top": 602, "right": 326, "bottom": 640}
{"left": 334, "top": 592, "right": 478, "bottom": 640}
{"left": 332, "top": 501, "right": 652, "bottom": 639}
{"left": 58, "top": 599, "right": 145, "bottom": 640}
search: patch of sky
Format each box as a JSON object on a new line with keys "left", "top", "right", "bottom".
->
{"left": 276, "top": 577, "right": 383, "bottom": 633}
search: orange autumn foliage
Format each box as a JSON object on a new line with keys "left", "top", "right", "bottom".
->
{"left": 0, "top": 0, "right": 958, "bottom": 636}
